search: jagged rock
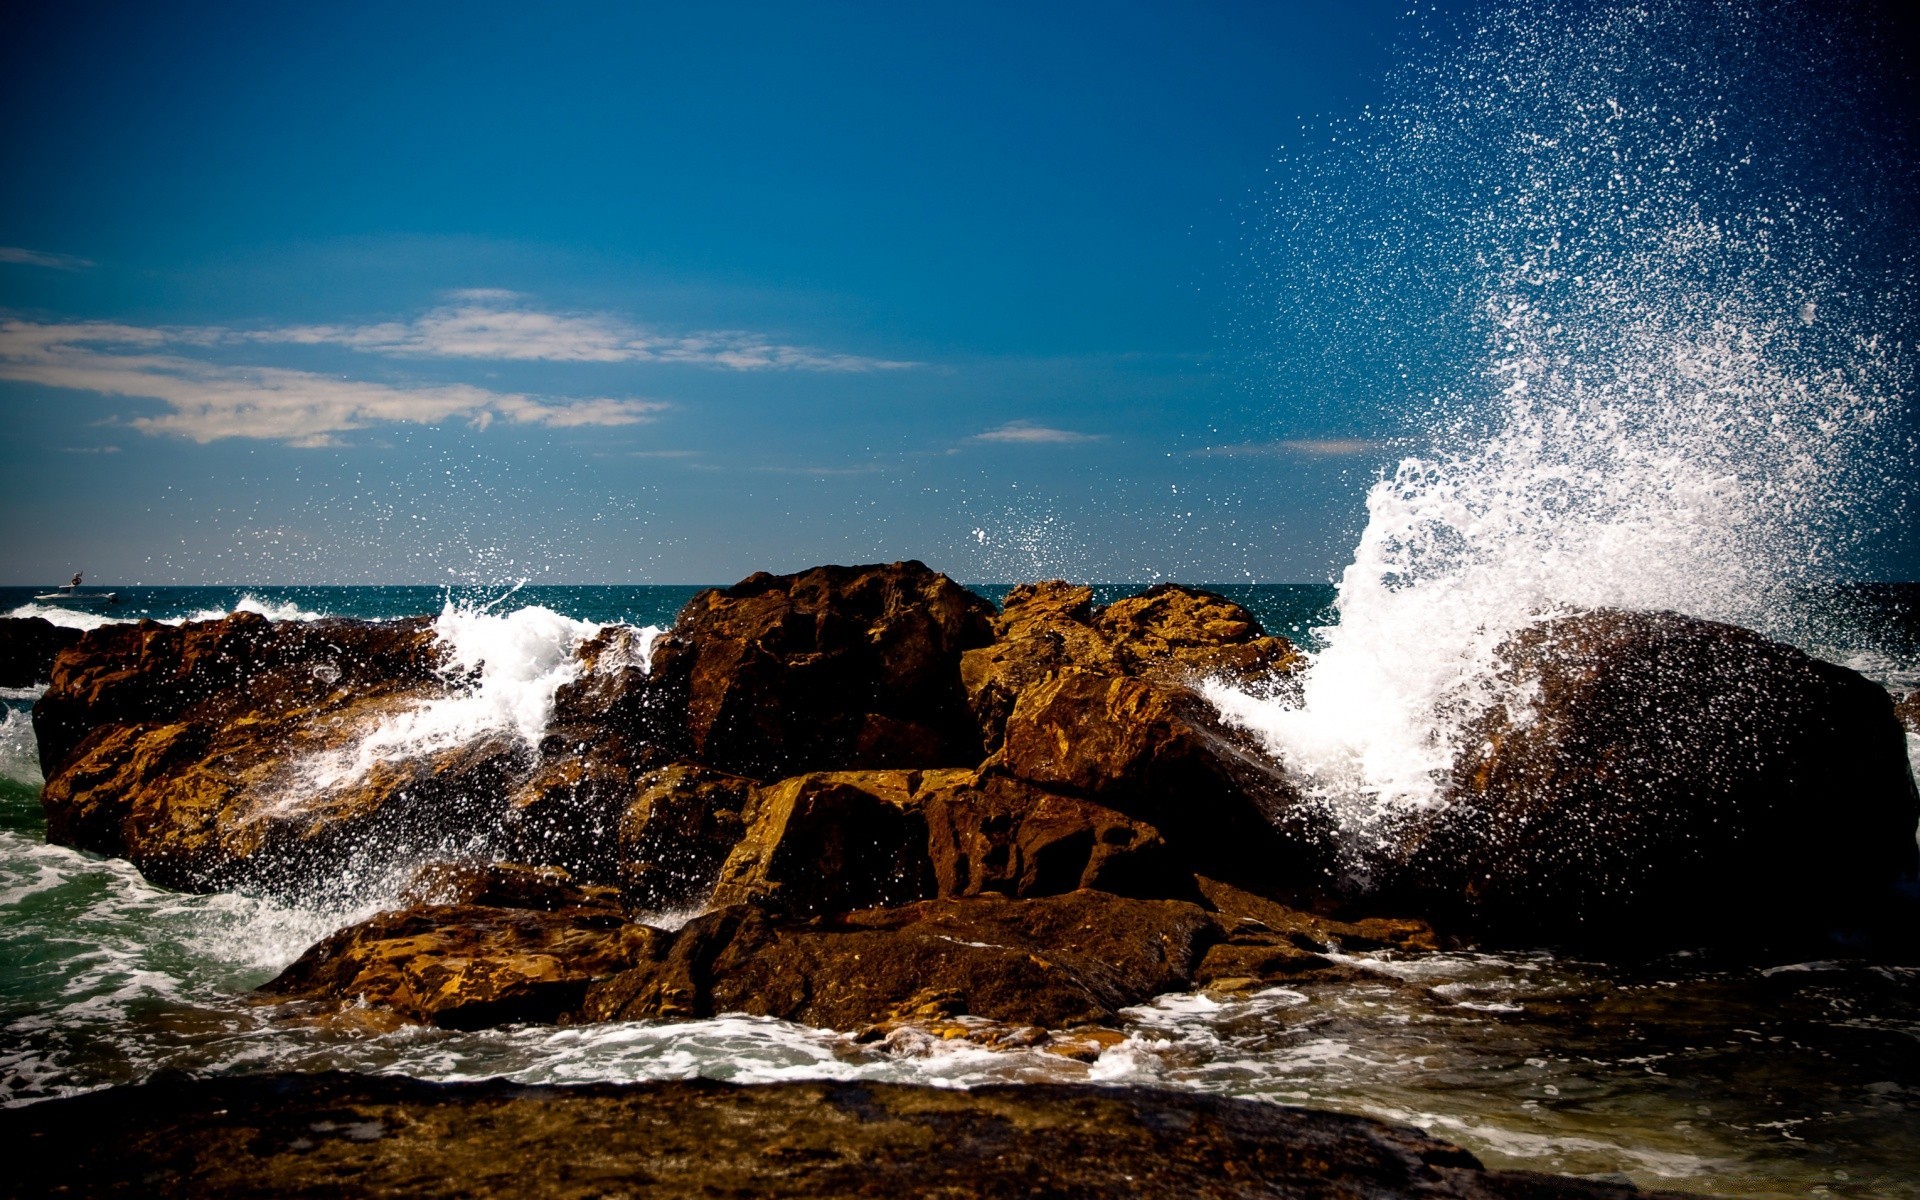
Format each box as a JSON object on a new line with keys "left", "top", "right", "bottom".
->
{"left": 996, "top": 667, "right": 1336, "bottom": 895}
{"left": 30, "top": 612, "right": 642, "bottom": 894}
{"left": 1403, "top": 609, "right": 1920, "bottom": 947}
{"left": 498, "top": 625, "right": 666, "bottom": 882}
{"left": 961, "top": 582, "right": 1126, "bottom": 752}
{"left": 0, "top": 616, "right": 82, "bottom": 688}
{"left": 398, "top": 860, "right": 624, "bottom": 912}
{"left": 1197, "top": 876, "right": 1439, "bottom": 955}
{"left": 920, "top": 768, "right": 1184, "bottom": 899}
{"left": 616, "top": 762, "right": 756, "bottom": 912}
{"left": 582, "top": 891, "right": 1223, "bottom": 1031}
{"left": 263, "top": 880, "right": 658, "bottom": 1029}
{"left": 707, "top": 769, "right": 951, "bottom": 916}
{"left": 646, "top": 561, "right": 996, "bottom": 778}
{"left": 1896, "top": 690, "right": 1918, "bottom": 736}
{"left": 0, "top": 1072, "right": 1695, "bottom": 1200}
{"left": 707, "top": 767, "right": 1185, "bottom": 917}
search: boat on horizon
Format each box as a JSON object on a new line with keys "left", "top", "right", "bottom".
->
{"left": 33, "top": 577, "right": 119, "bottom": 605}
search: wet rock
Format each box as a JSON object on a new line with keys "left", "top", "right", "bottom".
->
{"left": 398, "top": 860, "right": 624, "bottom": 912}
{"left": 707, "top": 769, "right": 950, "bottom": 916}
{"left": 708, "top": 767, "right": 1186, "bottom": 917}
{"left": 0, "top": 1072, "right": 1693, "bottom": 1200}
{"left": 1197, "top": 876, "right": 1440, "bottom": 955}
{"left": 263, "top": 890, "right": 659, "bottom": 1029}
{"left": 960, "top": 581, "right": 1126, "bottom": 753}
{"left": 616, "top": 761, "right": 756, "bottom": 912}
{"left": 498, "top": 625, "right": 667, "bottom": 881}
{"left": 997, "top": 667, "right": 1336, "bottom": 895}
{"left": 1895, "top": 689, "right": 1918, "bottom": 736}
{"left": 30, "top": 612, "right": 624, "bottom": 894}
{"left": 0, "top": 616, "right": 81, "bottom": 688}
{"left": 1094, "top": 582, "right": 1261, "bottom": 659}
{"left": 584, "top": 890, "right": 1223, "bottom": 1031}
{"left": 1408, "top": 609, "right": 1920, "bottom": 947}
{"left": 646, "top": 560, "right": 996, "bottom": 778}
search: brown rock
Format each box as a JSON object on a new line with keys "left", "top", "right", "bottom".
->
{"left": 585, "top": 890, "right": 1223, "bottom": 1031}
{"left": 961, "top": 584, "right": 1126, "bottom": 753}
{"left": 1094, "top": 583, "right": 1259, "bottom": 661}
{"left": 708, "top": 767, "right": 1185, "bottom": 917}
{"left": 1896, "top": 690, "right": 1919, "bottom": 736}
{"left": 1406, "top": 609, "right": 1920, "bottom": 947}
{"left": 397, "top": 860, "right": 624, "bottom": 912}
{"left": 618, "top": 762, "right": 757, "bottom": 912}
{"left": 707, "top": 770, "right": 952, "bottom": 916}
{"left": 0, "top": 1072, "right": 1694, "bottom": 1200}
{"left": 263, "top": 897, "right": 659, "bottom": 1029}
{"left": 646, "top": 560, "right": 996, "bottom": 778}
{"left": 32, "top": 611, "right": 657, "bottom": 895}
{"left": 498, "top": 625, "right": 667, "bottom": 881}
{"left": 997, "top": 667, "right": 1336, "bottom": 895}
{"left": 0, "top": 616, "right": 82, "bottom": 688}
{"left": 920, "top": 768, "right": 1185, "bottom": 899}
{"left": 1196, "top": 876, "right": 1440, "bottom": 955}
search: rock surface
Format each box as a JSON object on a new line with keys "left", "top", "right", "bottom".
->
{"left": 0, "top": 615, "right": 82, "bottom": 688}
{"left": 584, "top": 890, "right": 1224, "bottom": 1030}
{"left": 1404, "top": 609, "right": 1920, "bottom": 947}
{"left": 0, "top": 1072, "right": 1688, "bottom": 1200}
{"left": 646, "top": 560, "right": 996, "bottom": 777}
{"left": 265, "top": 864, "right": 656, "bottom": 1029}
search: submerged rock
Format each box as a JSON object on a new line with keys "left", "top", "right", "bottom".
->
{"left": 1404, "top": 609, "right": 1920, "bottom": 947}
{"left": 0, "top": 616, "right": 81, "bottom": 688}
{"left": 0, "top": 1072, "right": 1689, "bottom": 1200}
{"left": 646, "top": 560, "right": 996, "bottom": 778}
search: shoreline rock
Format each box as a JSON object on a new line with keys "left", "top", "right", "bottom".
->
{"left": 0, "top": 616, "right": 82, "bottom": 688}
{"left": 0, "top": 1071, "right": 1693, "bottom": 1199}
{"left": 1398, "top": 608, "right": 1920, "bottom": 948}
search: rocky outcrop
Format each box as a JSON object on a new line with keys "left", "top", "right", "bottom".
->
{"left": 266, "top": 877, "right": 1430, "bottom": 1035}
{"left": 0, "top": 1072, "right": 1691, "bottom": 1200}
{"left": 32, "top": 612, "right": 663, "bottom": 894}
{"left": 265, "top": 864, "right": 658, "bottom": 1029}
{"left": 584, "top": 891, "right": 1223, "bottom": 1030}
{"left": 1400, "top": 609, "right": 1920, "bottom": 948}
{"left": 645, "top": 561, "right": 996, "bottom": 777}
{"left": 0, "top": 616, "right": 81, "bottom": 688}
{"left": 615, "top": 762, "right": 756, "bottom": 911}
{"left": 996, "top": 668, "right": 1333, "bottom": 894}
{"left": 706, "top": 766, "right": 1183, "bottom": 917}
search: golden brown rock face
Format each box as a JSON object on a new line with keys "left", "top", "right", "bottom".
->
{"left": 33, "top": 613, "right": 523, "bottom": 892}
{"left": 645, "top": 560, "right": 997, "bottom": 778}
{"left": 1404, "top": 608, "right": 1920, "bottom": 947}
{"left": 583, "top": 890, "right": 1225, "bottom": 1031}
{"left": 0, "top": 1073, "right": 1694, "bottom": 1200}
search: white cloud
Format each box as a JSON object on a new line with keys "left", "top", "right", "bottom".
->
{"left": 973, "top": 420, "right": 1102, "bottom": 445}
{"left": 249, "top": 295, "right": 918, "bottom": 372}
{"left": 0, "top": 320, "right": 665, "bottom": 446}
{"left": 0, "top": 246, "right": 94, "bottom": 270}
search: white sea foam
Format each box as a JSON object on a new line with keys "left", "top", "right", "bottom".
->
{"left": 183, "top": 594, "right": 327, "bottom": 623}
{"left": 2, "top": 603, "right": 129, "bottom": 632}
{"left": 283, "top": 604, "right": 609, "bottom": 800}
{"left": 0, "top": 706, "right": 42, "bottom": 789}
{"left": 1215, "top": 1, "right": 1911, "bottom": 835}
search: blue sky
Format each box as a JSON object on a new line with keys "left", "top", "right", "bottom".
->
{"left": 1, "top": 2, "right": 1912, "bottom": 584}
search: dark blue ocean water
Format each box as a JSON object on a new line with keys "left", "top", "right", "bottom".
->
{"left": 7, "top": 582, "right": 1916, "bottom": 674}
